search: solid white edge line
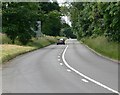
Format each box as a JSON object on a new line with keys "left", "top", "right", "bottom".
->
{"left": 62, "top": 45, "right": 120, "bottom": 94}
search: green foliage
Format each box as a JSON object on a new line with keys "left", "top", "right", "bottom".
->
{"left": 42, "top": 10, "right": 61, "bottom": 36}
{"left": 39, "top": 2, "right": 60, "bottom": 14}
{"left": 69, "top": 2, "right": 120, "bottom": 42}
{"left": 2, "top": 2, "right": 38, "bottom": 44}
{"left": 2, "top": 2, "right": 61, "bottom": 45}
{"left": 1, "top": 36, "right": 58, "bottom": 63}
{"left": 83, "top": 36, "right": 120, "bottom": 60}
{"left": 39, "top": 2, "right": 61, "bottom": 36}
{"left": 1, "top": 33, "right": 12, "bottom": 44}
{"left": 60, "top": 23, "right": 76, "bottom": 38}
{"left": 104, "top": 2, "right": 120, "bottom": 42}
{"left": 60, "top": 4, "right": 70, "bottom": 16}
{"left": 27, "top": 36, "right": 57, "bottom": 48}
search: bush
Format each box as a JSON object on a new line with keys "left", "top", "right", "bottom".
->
{"left": 27, "top": 36, "right": 57, "bottom": 48}
{"left": 1, "top": 33, "right": 12, "bottom": 44}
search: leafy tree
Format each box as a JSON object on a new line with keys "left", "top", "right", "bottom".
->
{"left": 60, "top": 23, "right": 76, "bottom": 38}
{"left": 62, "top": 27, "right": 76, "bottom": 38}
{"left": 69, "top": 2, "right": 120, "bottom": 42}
{"left": 2, "top": 2, "right": 63, "bottom": 45}
{"left": 104, "top": 2, "right": 120, "bottom": 42}
{"left": 42, "top": 10, "right": 61, "bottom": 36}
{"left": 39, "top": 2, "right": 60, "bottom": 14}
{"left": 2, "top": 2, "right": 39, "bottom": 44}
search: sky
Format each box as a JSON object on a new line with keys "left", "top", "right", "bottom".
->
{"left": 57, "top": 0, "right": 72, "bottom": 27}
{"left": 61, "top": 16, "right": 72, "bottom": 27}
{"left": 56, "top": 0, "right": 66, "bottom": 5}
{"left": 49, "top": 0, "right": 72, "bottom": 27}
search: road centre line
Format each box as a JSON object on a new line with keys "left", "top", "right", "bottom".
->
{"left": 62, "top": 45, "right": 120, "bottom": 94}
{"left": 67, "top": 69, "right": 71, "bottom": 72}
{"left": 60, "top": 63, "right": 63, "bottom": 66}
{"left": 81, "top": 79, "right": 89, "bottom": 83}
{"left": 58, "top": 59, "right": 60, "bottom": 61}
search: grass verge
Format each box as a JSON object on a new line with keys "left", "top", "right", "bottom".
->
{"left": 1, "top": 36, "right": 58, "bottom": 63}
{"left": 81, "top": 36, "right": 120, "bottom": 61}
{"left": 1, "top": 45, "right": 36, "bottom": 63}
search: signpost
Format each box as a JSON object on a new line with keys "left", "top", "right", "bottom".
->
{"left": 36, "top": 21, "right": 43, "bottom": 38}
{"left": 31, "top": 21, "right": 43, "bottom": 39}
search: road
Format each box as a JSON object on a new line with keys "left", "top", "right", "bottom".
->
{"left": 2, "top": 39, "right": 119, "bottom": 93}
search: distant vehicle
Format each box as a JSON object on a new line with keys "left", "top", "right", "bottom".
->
{"left": 57, "top": 38, "right": 65, "bottom": 45}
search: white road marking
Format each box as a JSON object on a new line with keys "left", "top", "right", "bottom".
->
{"left": 60, "top": 63, "right": 63, "bottom": 66}
{"left": 58, "top": 59, "right": 60, "bottom": 61}
{"left": 82, "top": 79, "right": 89, "bottom": 83}
{"left": 58, "top": 56, "right": 60, "bottom": 58}
{"left": 62, "top": 45, "right": 120, "bottom": 94}
{"left": 67, "top": 69, "right": 71, "bottom": 72}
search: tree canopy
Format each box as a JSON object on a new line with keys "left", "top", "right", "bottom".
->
{"left": 2, "top": 2, "right": 62, "bottom": 45}
{"left": 69, "top": 2, "right": 120, "bottom": 42}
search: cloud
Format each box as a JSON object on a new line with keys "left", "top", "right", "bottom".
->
{"left": 62, "top": 16, "right": 71, "bottom": 27}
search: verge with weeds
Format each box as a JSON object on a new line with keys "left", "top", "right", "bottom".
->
{"left": 81, "top": 36, "right": 120, "bottom": 61}
{"left": 1, "top": 36, "right": 58, "bottom": 63}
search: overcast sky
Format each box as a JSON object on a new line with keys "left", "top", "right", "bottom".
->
{"left": 61, "top": 16, "right": 71, "bottom": 27}
{"left": 56, "top": 0, "right": 72, "bottom": 26}
{"left": 57, "top": 0, "right": 65, "bottom": 5}
{"left": 49, "top": 0, "right": 72, "bottom": 26}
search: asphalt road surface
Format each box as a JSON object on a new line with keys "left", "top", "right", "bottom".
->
{"left": 2, "top": 39, "right": 119, "bottom": 93}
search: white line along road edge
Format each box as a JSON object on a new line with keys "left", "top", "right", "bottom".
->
{"left": 62, "top": 45, "right": 120, "bottom": 94}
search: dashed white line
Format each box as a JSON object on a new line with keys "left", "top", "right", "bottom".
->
{"left": 62, "top": 45, "right": 119, "bottom": 94}
{"left": 67, "top": 69, "right": 71, "bottom": 72}
{"left": 60, "top": 63, "right": 63, "bottom": 66}
{"left": 82, "top": 79, "right": 89, "bottom": 83}
{"left": 58, "top": 59, "right": 60, "bottom": 61}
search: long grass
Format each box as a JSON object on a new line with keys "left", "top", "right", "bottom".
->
{"left": 0, "top": 33, "right": 12, "bottom": 44}
{"left": 1, "top": 45, "right": 36, "bottom": 63}
{"left": 1, "top": 36, "right": 58, "bottom": 63}
{"left": 27, "top": 36, "right": 57, "bottom": 48}
{"left": 82, "top": 36, "right": 120, "bottom": 61}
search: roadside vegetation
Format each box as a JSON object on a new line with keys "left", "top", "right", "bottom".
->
{"left": 82, "top": 36, "right": 120, "bottom": 61}
{"left": 1, "top": 2, "right": 71, "bottom": 63}
{"left": 61, "top": 2, "right": 120, "bottom": 61}
{"left": 1, "top": 34, "right": 58, "bottom": 63}
{"left": 2, "top": 2, "right": 119, "bottom": 63}
{"left": 1, "top": 45, "right": 35, "bottom": 63}
{"left": 2, "top": 2, "right": 74, "bottom": 45}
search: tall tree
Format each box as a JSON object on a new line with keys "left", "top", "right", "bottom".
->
{"left": 39, "top": 2, "right": 61, "bottom": 36}
{"left": 69, "top": 2, "right": 120, "bottom": 42}
{"left": 2, "top": 2, "right": 62, "bottom": 44}
{"left": 42, "top": 10, "right": 61, "bottom": 36}
{"left": 2, "top": 2, "right": 39, "bottom": 44}
{"left": 39, "top": 2, "right": 60, "bottom": 14}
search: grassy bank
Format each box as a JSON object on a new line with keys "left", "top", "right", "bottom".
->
{"left": 82, "top": 36, "right": 120, "bottom": 61}
{"left": 1, "top": 45, "right": 36, "bottom": 63}
{"left": 1, "top": 36, "right": 58, "bottom": 63}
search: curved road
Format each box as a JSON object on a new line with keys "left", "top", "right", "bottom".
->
{"left": 2, "top": 39, "right": 118, "bottom": 93}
